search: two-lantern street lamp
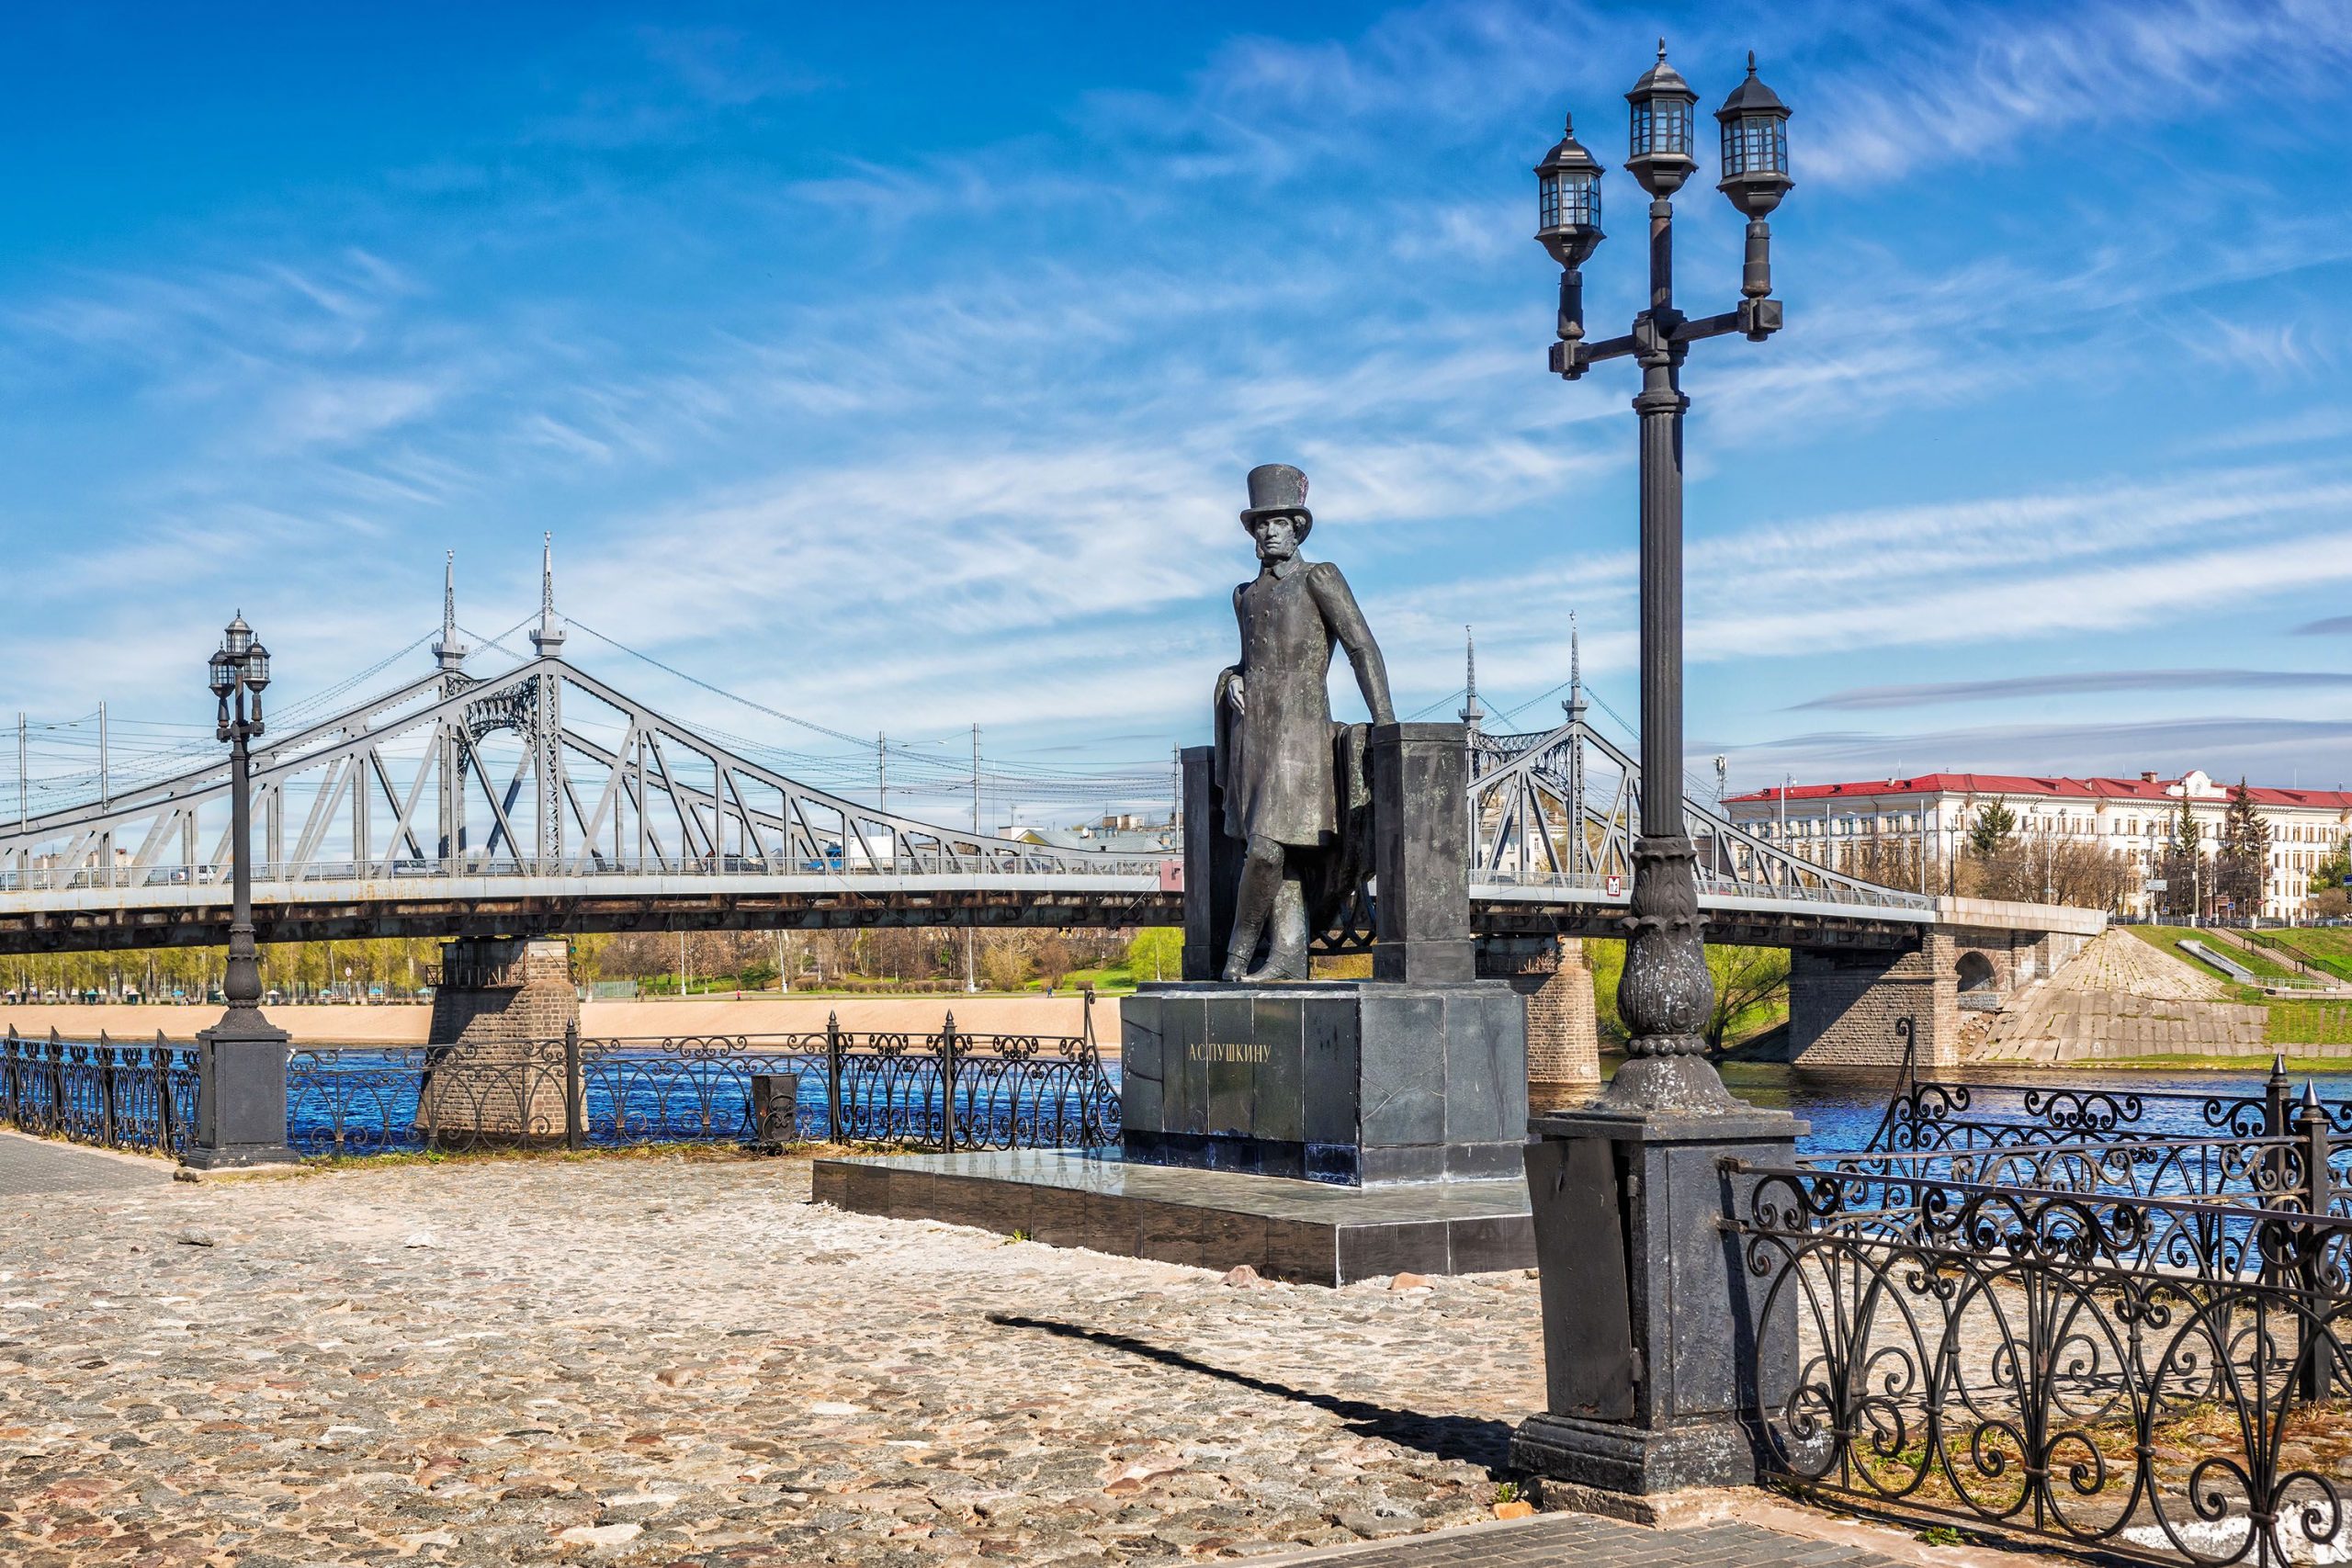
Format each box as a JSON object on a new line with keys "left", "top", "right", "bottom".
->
{"left": 1534, "top": 43, "right": 1792, "bottom": 1113}
{"left": 189, "top": 613, "right": 295, "bottom": 1167}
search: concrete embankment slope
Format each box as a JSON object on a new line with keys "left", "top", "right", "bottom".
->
{"left": 0, "top": 994, "right": 1123, "bottom": 1049}
{"left": 1967, "top": 929, "right": 2278, "bottom": 1064}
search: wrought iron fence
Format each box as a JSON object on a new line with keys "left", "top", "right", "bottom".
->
{"left": 285, "top": 1011, "right": 1119, "bottom": 1156}
{"left": 0, "top": 1027, "right": 198, "bottom": 1155}
{"left": 1865, "top": 1026, "right": 2303, "bottom": 1156}
{"left": 1731, "top": 1086, "right": 2352, "bottom": 1565}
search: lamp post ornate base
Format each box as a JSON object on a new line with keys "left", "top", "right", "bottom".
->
{"left": 1600, "top": 836, "right": 1738, "bottom": 1114}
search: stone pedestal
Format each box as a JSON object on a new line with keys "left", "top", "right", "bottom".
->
{"left": 187, "top": 1010, "right": 296, "bottom": 1168}
{"left": 1369, "top": 722, "right": 1475, "bottom": 983}
{"left": 1122, "top": 979, "right": 1525, "bottom": 1186}
{"left": 415, "top": 937, "right": 578, "bottom": 1144}
{"left": 1510, "top": 1103, "right": 1802, "bottom": 1495}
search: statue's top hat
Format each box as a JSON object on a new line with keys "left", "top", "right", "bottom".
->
{"left": 1240, "top": 463, "right": 1312, "bottom": 536}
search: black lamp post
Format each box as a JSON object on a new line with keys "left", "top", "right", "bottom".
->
{"left": 1537, "top": 43, "right": 1790, "bottom": 1112}
{"left": 1509, "top": 44, "right": 1805, "bottom": 1503}
{"left": 188, "top": 612, "right": 294, "bottom": 1168}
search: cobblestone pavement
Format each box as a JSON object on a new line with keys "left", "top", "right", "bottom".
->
{"left": 0, "top": 1130, "right": 176, "bottom": 1197}
{"left": 3, "top": 1152, "right": 1573, "bottom": 1566}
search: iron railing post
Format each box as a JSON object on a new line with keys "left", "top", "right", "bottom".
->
{"left": 2, "top": 1026, "right": 17, "bottom": 1127}
{"left": 98, "top": 1030, "right": 117, "bottom": 1148}
{"left": 825, "top": 1011, "right": 842, "bottom": 1143}
{"left": 155, "top": 1032, "right": 177, "bottom": 1153}
{"left": 2263, "top": 1054, "right": 2294, "bottom": 1288}
{"left": 47, "top": 1028, "right": 65, "bottom": 1136}
{"left": 563, "top": 1019, "right": 583, "bottom": 1151}
{"left": 2300, "top": 1080, "right": 2335, "bottom": 1404}
{"left": 941, "top": 1010, "right": 958, "bottom": 1154}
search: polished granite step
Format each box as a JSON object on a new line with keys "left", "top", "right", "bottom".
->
{"left": 811, "top": 1147, "right": 1533, "bottom": 1286}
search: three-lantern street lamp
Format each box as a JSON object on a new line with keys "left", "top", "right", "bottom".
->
{"left": 1535, "top": 43, "right": 1792, "bottom": 1112}
{"left": 189, "top": 613, "right": 293, "bottom": 1167}
{"left": 209, "top": 614, "right": 271, "bottom": 1024}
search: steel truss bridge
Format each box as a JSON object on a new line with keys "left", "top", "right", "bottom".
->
{"left": 0, "top": 643, "right": 1939, "bottom": 957}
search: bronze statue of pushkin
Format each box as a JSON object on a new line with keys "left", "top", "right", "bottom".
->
{"left": 1214, "top": 463, "right": 1395, "bottom": 981}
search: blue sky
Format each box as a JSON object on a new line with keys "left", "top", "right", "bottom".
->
{"left": 2, "top": 0, "right": 2348, "bottom": 826}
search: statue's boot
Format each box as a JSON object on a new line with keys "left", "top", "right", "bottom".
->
{"left": 1222, "top": 851, "right": 1282, "bottom": 982}
{"left": 1242, "top": 879, "right": 1310, "bottom": 982}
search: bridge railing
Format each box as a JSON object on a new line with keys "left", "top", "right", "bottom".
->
{"left": 285, "top": 1015, "right": 1120, "bottom": 1157}
{"left": 0, "top": 852, "right": 1173, "bottom": 892}
{"left": 1471, "top": 866, "right": 1936, "bottom": 911}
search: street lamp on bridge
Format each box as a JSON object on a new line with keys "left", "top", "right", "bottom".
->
{"left": 1532, "top": 43, "right": 1790, "bottom": 1110}
{"left": 189, "top": 613, "right": 294, "bottom": 1167}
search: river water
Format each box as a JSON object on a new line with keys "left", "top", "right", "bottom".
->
{"left": 1713, "top": 1059, "right": 2352, "bottom": 1151}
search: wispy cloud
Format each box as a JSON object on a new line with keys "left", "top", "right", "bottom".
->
{"left": 1801, "top": 0, "right": 2352, "bottom": 186}
{"left": 1798, "top": 669, "right": 2352, "bottom": 711}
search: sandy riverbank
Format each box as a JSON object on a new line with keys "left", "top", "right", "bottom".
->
{"left": 0, "top": 993, "right": 1123, "bottom": 1047}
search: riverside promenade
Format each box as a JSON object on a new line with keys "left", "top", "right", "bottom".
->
{"left": 0, "top": 1138, "right": 1933, "bottom": 1567}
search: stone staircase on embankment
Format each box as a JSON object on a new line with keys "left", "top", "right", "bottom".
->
{"left": 1962, "top": 928, "right": 2290, "bottom": 1065}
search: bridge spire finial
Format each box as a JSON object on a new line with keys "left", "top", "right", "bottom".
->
{"left": 530, "top": 531, "right": 566, "bottom": 658}
{"left": 1459, "top": 625, "right": 1483, "bottom": 733}
{"left": 434, "top": 549, "right": 469, "bottom": 672}
{"left": 1563, "top": 613, "right": 1588, "bottom": 727}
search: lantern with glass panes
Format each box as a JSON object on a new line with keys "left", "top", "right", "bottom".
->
{"left": 1716, "top": 52, "right": 1792, "bottom": 303}
{"left": 1624, "top": 40, "right": 1698, "bottom": 197}
{"left": 1533, "top": 114, "right": 1604, "bottom": 356}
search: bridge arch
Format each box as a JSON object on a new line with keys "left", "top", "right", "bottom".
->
{"left": 1955, "top": 950, "right": 1997, "bottom": 994}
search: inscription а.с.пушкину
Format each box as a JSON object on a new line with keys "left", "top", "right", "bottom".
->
{"left": 1187, "top": 1042, "right": 1272, "bottom": 1064}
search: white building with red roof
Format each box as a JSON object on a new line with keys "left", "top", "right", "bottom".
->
{"left": 1723, "top": 768, "right": 2352, "bottom": 920}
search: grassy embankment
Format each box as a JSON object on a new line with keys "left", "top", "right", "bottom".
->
{"left": 2248, "top": 926, "right": 2352, "bottom": 985}
{"left": 2124, "top": 926, "right": 2352, "bottom": 1046}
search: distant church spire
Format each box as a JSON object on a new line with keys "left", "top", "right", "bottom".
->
{"left": 1459, "top": 625, "right": 1484, "bottom": 732}
{"left": 530, "top": 532, "right": 567, "bottom": 657}
{"left": 434, "top": 549, "right": 468, "bottom": 672}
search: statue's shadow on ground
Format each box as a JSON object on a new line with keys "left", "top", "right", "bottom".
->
{"left": 987, "top": 1313, "right": 1513, "bottom": 1474}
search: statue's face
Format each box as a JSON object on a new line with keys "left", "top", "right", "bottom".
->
{"left": 1250, "top": 513, "right": 1301, "bottom": 564}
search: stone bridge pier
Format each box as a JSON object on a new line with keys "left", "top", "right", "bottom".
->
{"left": 414, "top": 936, "right": 582, "bottom": 1142}
{"left": 1787, "top": 897, "right": 2105, "bottom": 1076}
{"left": 1476, "top": 935, "right": 1600, "bottom": 1107}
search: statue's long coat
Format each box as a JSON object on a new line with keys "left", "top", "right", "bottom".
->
{"left": 1213, "top": 556, "right": 1379, "bottom": 849}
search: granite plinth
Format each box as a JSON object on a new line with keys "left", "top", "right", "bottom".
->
{"left": 1509, "top": 1411, "right": 1759, "bottom": 1495}
{"left": 1122, "top": 978, "right": 1526, "bottom": 1186}
{"left": 810, "top": 1148, "right": 1534, "bottom": 1286}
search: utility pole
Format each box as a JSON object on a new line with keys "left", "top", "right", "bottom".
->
{"left": 876, "top": 731, "right": 887, "bottom": 810}
{"left": 678, "top": 930, "right": 688, "bottom": 997}
{"left": 16, "top": 712, "right": 24, "bottom": 830}
{"left": 968, "top": 723, "right": 980, "bottom": 993}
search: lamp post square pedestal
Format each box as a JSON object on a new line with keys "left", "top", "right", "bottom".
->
{"left": 187, "top": 1014, "right": 297, "bottom": 1168}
